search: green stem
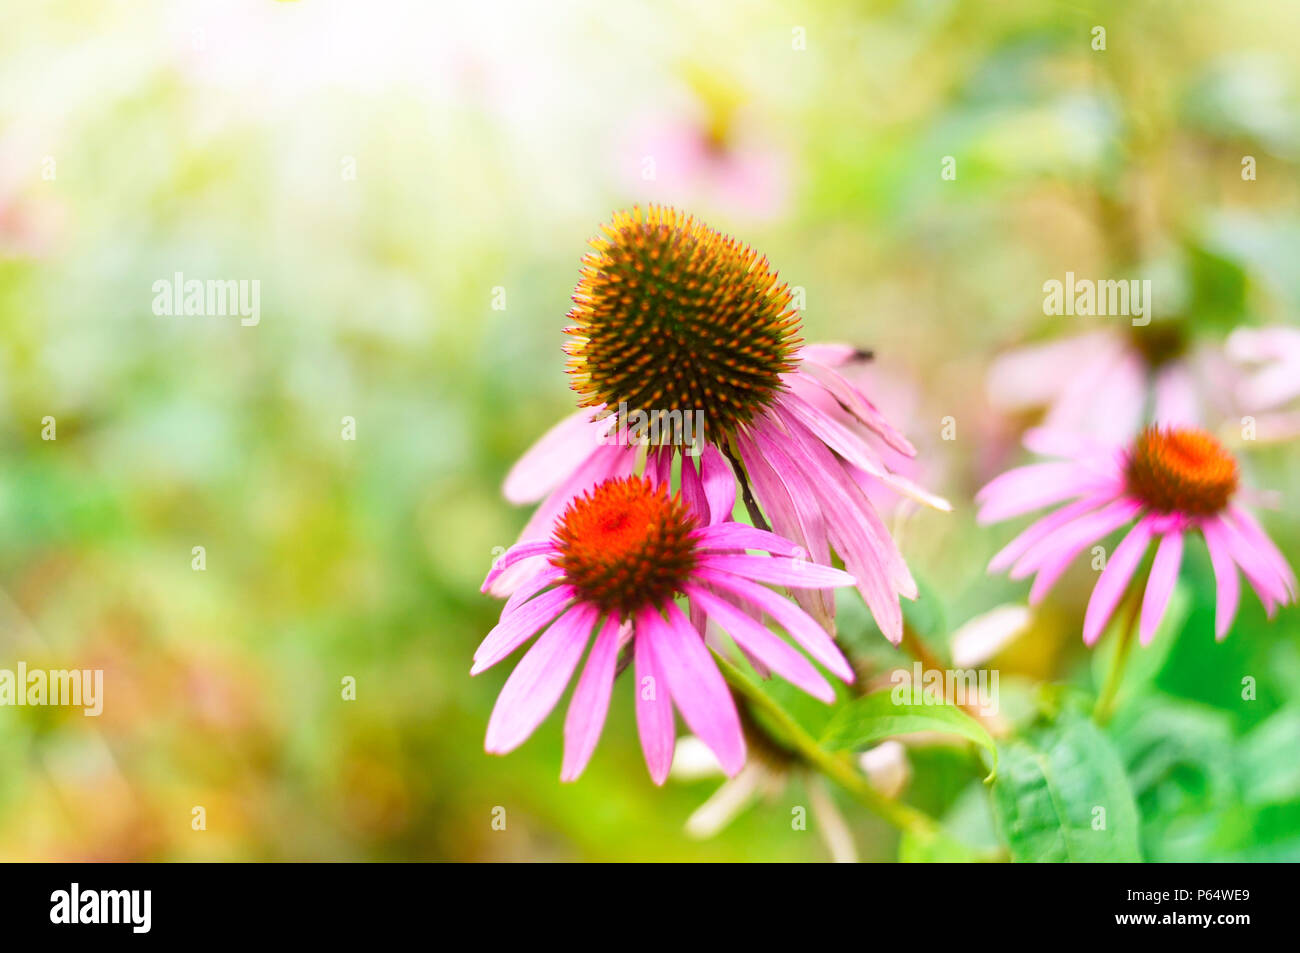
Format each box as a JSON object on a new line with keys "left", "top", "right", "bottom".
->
{"left": 716, "top": 656, "right": 963, "bottom": 853}
{"left": 1093, "top": 589, "right": 1141, "bottom": 724}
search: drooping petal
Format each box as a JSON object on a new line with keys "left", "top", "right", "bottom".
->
{"left": 642, "top": 604, "right": 746, "bottom": 776}
{"left": 792, "top": 360, "right": 916, "bottom": 457}
{"left": 739, "top": 428, "right": 834, "bottom": 628}
{"left": 1140, "top": 531, "right": 1184, "bottom": 645}
{"left": 754, "top": 416, "right": 909, "bottom": 641}
{"left": 502, "top": 408, "right": 607, "bottom": 504}
{"left": 634, "top": 622, "right": 676, "bottom": 785}
{"left": 485, "top": 603, "right": 599, "bottom": 754}
{"left": 561, "top": 616, "right": 622, "bottom": 781}
{"left": 696, "top": 567, "right": 854, "bottom": 682}
{"left": 471, "top": 585, "right": 577, "bottom": 675}
{"left": 776, "top": 393, "right": 948, "bottom": 510}
{"left": 1201, "top": 518, "right": 1241, "bottom": 640}
{"left": 1082, "top": 518, "right": 1154, "bottom": 646}
{"left": 1215, "top": 512, "right": 1287, "bottom": 613}
{"left": 684, "top": 584, "right": 835, "bottom": 703}
{"left": 1227, "top": 506, "right": 1297, "bottom": 602}
{"left": 697, "top": 553, "right": 855, "bottom": 589}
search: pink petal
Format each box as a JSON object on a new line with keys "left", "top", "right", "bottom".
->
{"left": 1215, "top": 512, "right": 1288, "bottom": 612}
{"left": 642, "top": 604, "right": 746, "bottom": 776}
{"left": 1021, "top": 427, "right": 1114, "bottom": 462}
{"left": 1082, "top": 518, "right": 1153, "bottom": 646}
{"left": 647, "top": 447, "right": 672, "bottom": 489}
{"left": 503, "top": 408, "right": 607, "bottom": 504}
{"left": 792, "top": 360, "right": 916, "bottom": 456}
{"left": 988, "top": 495, "right": 1109, "bottom": 574}
{"left": 561, "top": 616, "right": 622, "bottom": 781}
{"left": 684, "top": 584, "right": 835, "bottom": 703}
{"left": 754, "top": 416, "right": 911, "bottom": 640}
{"left": 697, "top": 553, "right": 855, "bottom": 589}
{"left": 679, "top": 452, "right": 708, "bottom": 524}
{"left": 1227, "top": 506, "right": 1297, "bottom": 601}
{"left": 1140, "top": 531, "right": 1184, "bottom": 645}
{"left": 775, "top": 393, "right": 947, "bottom": 510}
{"left": 694, "top": 522, "right": 807, "bottom": 557}
{"left": 485, "top": 603, "right": 598, "bottom": 754}
{"left": 633, "top": 621, "right": 676, "bottom": 785}
{"left": 699, "top": 445, "right": 736, "bottom": 524}
{"left": 798, "top": 342, "right": 862, "bottom": 367}
{"left": 1012, "top": 497, "right": 1140, "bottom": 578}
{"left": 976, "top": 463, "right": 1117, "bottom": 524}
{"left": 1201, "top": 518, "right": 1241, "bottom": 640}
{"left": 482, "top": 539, "right": 557, "bottom": 592}
{"left": 738, "top": 429, "right": 834, "bottom": 627}
{"left": 471, "top": 585, "right": 577, "bottom": 675}
{"left": 502, "top": 563, "right": 566, "bottom": 614}
{"left": 695, "top": 567, "right": 854, "bottom": 682}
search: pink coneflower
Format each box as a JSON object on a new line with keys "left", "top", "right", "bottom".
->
{"left": 497, "top": 206, "right": 948, "bottom": 644}
{"left": 978, "top": 425, "right": 1295, "bottom": 644}
{"left": 475, "top": 473, "right": 857, "bottom": 783}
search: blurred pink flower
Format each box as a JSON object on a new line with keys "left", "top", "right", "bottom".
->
{"left": 1227, "top": 325, "right": 1300, "bottom": 441}
{"left": 979, "top": 425, "right": 1295, "bottom": 644}
{"left": 986, "top": 329, "right": 1238, "bottom": 443}
{"left": 619, "top": 117, "right": 790, "bottom": 221}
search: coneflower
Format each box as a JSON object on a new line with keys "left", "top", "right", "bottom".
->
{"left": 475, "top": 473, "right": 857, "bottom": 784}
{"left": 978, "top": 425, "right": 1295, "bottom": 645}
{"left": 498, "top": 206, "right": 948, "bottom": 644}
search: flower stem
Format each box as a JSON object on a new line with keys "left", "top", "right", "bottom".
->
{"left": 721, "top": 440, "right": 772, "bottom": 533}
{"left": 716, "top": 656, "right": 972, "bottom": 857}
{"left": 1093, "top": 589, "right": 1141, "bottom": 724}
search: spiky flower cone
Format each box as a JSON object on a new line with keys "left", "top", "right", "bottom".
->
{"left": 564, "top": 206, "right": 801, "bottom": 445}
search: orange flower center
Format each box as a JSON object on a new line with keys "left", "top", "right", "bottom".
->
{"left": 553, "top": 476, "right": 698, "bottom": 616}
{"left": 1125, "top": 426, "right": 1238, "bottom": 516}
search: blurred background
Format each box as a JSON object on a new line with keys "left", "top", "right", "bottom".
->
{"left": 0, "top": 0, "right": 1297, "bottom": 861}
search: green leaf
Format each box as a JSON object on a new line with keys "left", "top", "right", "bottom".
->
{"left": 820, "top": 689, "right": 998, "bottom": 781}
{"left": 991, "top": 712, "right": 1142, "bottom": 862}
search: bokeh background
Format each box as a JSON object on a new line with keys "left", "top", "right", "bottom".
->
{"left": 1, "top": 0, "right": 1297, "bottom": 861}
